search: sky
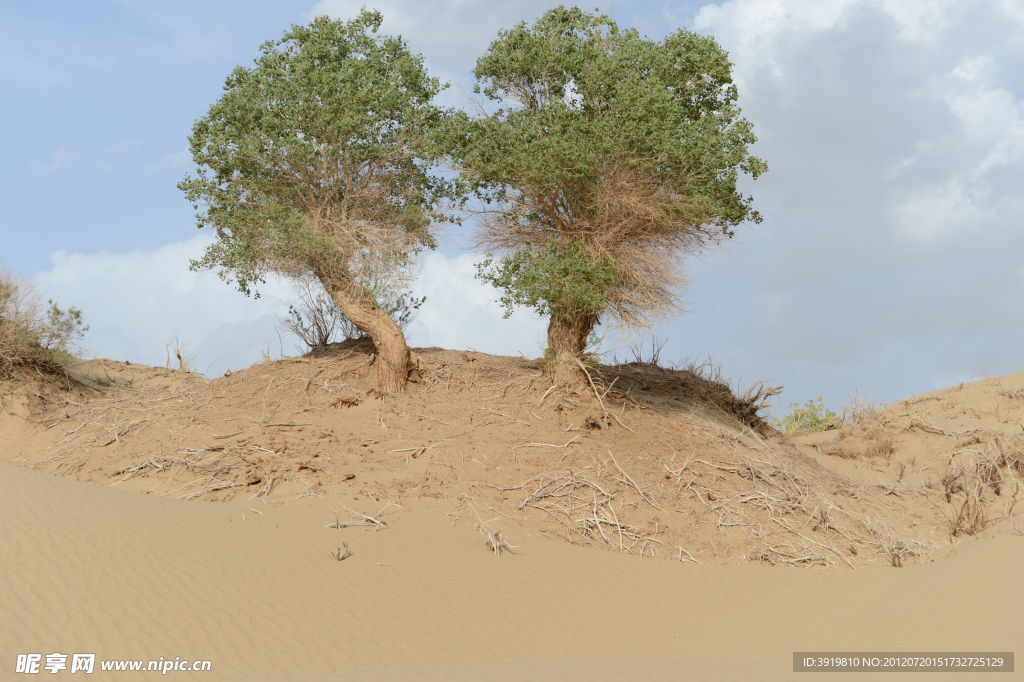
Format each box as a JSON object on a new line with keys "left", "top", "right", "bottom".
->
{"left": 2, "top": 0, "right": 1022, "bottom": 416}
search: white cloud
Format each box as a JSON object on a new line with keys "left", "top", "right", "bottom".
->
{"left": 891, "top": 178, "right": 1024, "bottom": 242}
{"left": 693, "top": 0, "right": 969, "bottom": 89}
{"left": 873, "top": 0, "right": 957, "bottom": 43}
{"left": 162, "top": 150, "right": 192, "bottom": 168}
{"left": 139, "top": 150, "right": 193, "bottom": 173}
{"left": 693, "top": 0, "right": 857, "bottom": 86}
{"left": 105, "top": 139, "right": 144, "bottom": 154}
{"left": 882, "top": 51, "right": 1024, "bottom": 243}
{"left": 33, "top": 235, "right": 295, "bottom": 375}
{"left": 307, "top": 0, "right": 558, "bottom": 82}
{"left": 39, "top": 148, "right": 77, "bottom": 172}
{"left": 626, "top": 0, "right": 1024, "bottom": 408}
{"left": 406, "top": 253, "right": 547, "bottom": 357}
{"left": 939, "top": 56, "right": 1024, "bottom": 170}
{"left": 31, "top": 238, "right": 547, "bottom": 375}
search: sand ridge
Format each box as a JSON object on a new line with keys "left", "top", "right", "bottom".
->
{"left": 2, "top": 460, "right": 1020, "bottom": 681}
{"left": 1, "top": 349, "right": 1022, "bottom": 680}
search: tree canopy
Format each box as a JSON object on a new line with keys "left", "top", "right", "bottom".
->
{"left": 179, "top": 11, "right": 454, "bottom": 391}
{"left": 446, "top": 6, "right": 766, "bottom": 381}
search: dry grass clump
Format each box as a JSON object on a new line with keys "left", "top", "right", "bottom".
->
{"left": 481, "top": 438, "right": 933, "bottom": 568}
{"left": 822, "top": 431, "right": 859, "bottom": 459}
{"left": 947, "top": 488, "right": 987, "bottom": 537}
{"left": 941, "top": 459, "right": 988, "bottom": 538}
{"left": 164, "top": 334, "right": 197, "bottom": 373}
{"left": 819, "top": 425, "right": 896, "bottom": 460}
{"left": 794, "top": 390, "right": 894, "bottom": 460}
{"left": 945, "top": 435, "right": 1024, "bottom": 502}
{"left": 862, "top": 427, "right": 895, "bottom": 459}
{"left": 841, "top": 389, "right": 887, "bottom": 425}
{"left": 993, "top": 436, "right": 1024, "bottom": 479}
{"left": 939, "top": 435, "right": 1024, "bottom": 537}
{"left": 489, "top": 465, "right": 662, "bottom": 556}
{"left": 112, "top": 448, "right": 253, "bottom": 501}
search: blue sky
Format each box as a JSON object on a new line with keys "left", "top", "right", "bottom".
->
{"left": 3, "top": 0, "right": 1023, "bottom": 415}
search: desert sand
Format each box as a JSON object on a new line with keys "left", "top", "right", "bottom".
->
{"left": 1, "top": 345, "right": 1021, "bottom": 681}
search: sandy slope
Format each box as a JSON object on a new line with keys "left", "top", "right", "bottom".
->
{"left": 2, "top": 459, "right": 1021, "bottom": 681}
{"left": 2, "top": 354, "right": 1022, "bottom": 680}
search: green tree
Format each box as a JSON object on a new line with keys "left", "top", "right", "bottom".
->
{"left": 447, "top": 6, "right": 766, "bottom": 385}
{"left": 180, "top": 11, "right": 452, "bottom": 392}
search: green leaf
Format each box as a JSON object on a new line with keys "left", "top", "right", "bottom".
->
{"left": 180, "top": 11, "right": 457, "bottom": 297}
{"left": 475, "top": 240, "right": 615, "bottom": 321}
{"left": 444, "top": 6, "right": 766, "bottom": 335}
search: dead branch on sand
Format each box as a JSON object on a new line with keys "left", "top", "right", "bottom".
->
{"left": 467, "top": 501, "right": 518, "bottom": 557}
{"left": 326, "top": 502, "right": 400, "bottom": 531}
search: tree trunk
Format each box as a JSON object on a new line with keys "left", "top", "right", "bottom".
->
{"left": 330, "top": 286, "right": 411, "bottom": 394}
{"left": 545, "top": 312, "right": 598, "bottom": 387}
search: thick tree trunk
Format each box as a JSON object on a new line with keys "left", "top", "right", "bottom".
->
{"left": 545, "top": 312, "right": 599, "bottom": 387}
{"left": 330, "top": 286, "right": 410, "bottom": 394}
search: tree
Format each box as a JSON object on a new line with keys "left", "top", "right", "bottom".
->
{"left": 180, "top": 11, "right": 452, "bottom": 392}
{"left": 279, "top": 274, "right": 424, "bottom": 354}
{"left": 447, "top": 6, "right": 766, "bottom": 385}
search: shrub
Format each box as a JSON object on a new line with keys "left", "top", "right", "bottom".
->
{"left": 773, "top": 397, "right": 841, "bottom": 434}
{"left": 0, "top": 263, "right": 87, "bottom": 377}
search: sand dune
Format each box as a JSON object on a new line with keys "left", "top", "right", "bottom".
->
{"left": 2, "top": 353, "right": 1021, "bottom": 680}
{"left": 3, "top": 460, "right": 1020, "bottom": 681}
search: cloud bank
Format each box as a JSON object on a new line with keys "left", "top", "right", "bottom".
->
{"left": 667, "top": 0, "right": 1024, "bottom": 407}
{"left": 32, "top": 237, "right": 548, "bottom": 376}
{"left": 308, "top": 0, "right": 557, "bottom": 78}
{"left": 33, "top": 236, "right": 294, "bottom": 375}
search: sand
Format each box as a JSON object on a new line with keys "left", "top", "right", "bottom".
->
{"left": 1, "top": 351, "right": 1021, "bottom": 680}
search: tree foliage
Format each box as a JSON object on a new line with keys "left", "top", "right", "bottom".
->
{"left": 179, "top": 9, "right": 451, "bottom": 301}
{"left": 447, "top": 6, "right": 766, "bottom": 367}
{"left": 476, "top": 240, "right": 614, "bottom": 322}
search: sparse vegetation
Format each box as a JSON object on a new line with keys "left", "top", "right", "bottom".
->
{"left": 820, "top": 426, "right": 896, "bottom": 460}
{"left": 862, "top": 427, "right": 895, "bottom": 459}
{"left": 773, "top": 397, "right": 841, "bottom": 434}
{"left": 0, "top": 262, "right": 87, "bottom": 378}
{"left": 841, "top": 388, "right": 887, "bottom": 424}
{"left": 164, "top": 333, "right": 196, "bottom": 373}
{"left": 940, "top": 437, "right": 1023, "bottom": 538}
{"left": 8, "top": 321, "right": 1021, "bottom": 573}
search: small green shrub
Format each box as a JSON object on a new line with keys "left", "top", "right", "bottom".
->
{"left": 39, "top": 301, "right": 88, "bottom": 362}
{"left": 1, "top": 264, "right": 87, "bottom": 376}
{"left": 773, "top": 397, "right": 841, "bottom": 434}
